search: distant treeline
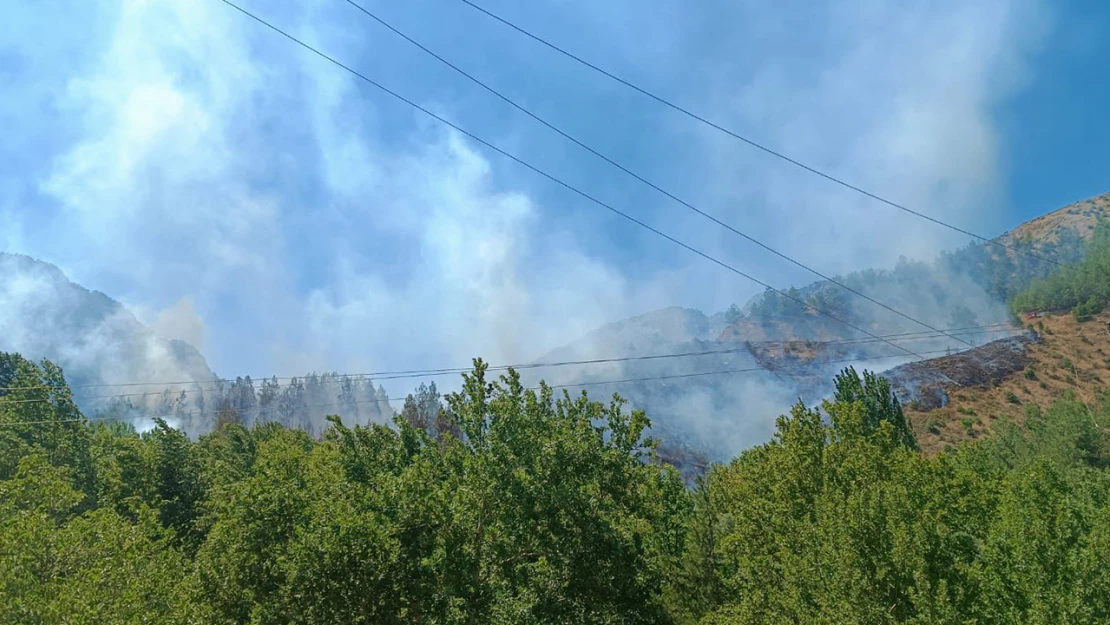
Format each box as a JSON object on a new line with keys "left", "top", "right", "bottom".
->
{"left": 729, "top": 224, "right": 1086, "bottom": 337}
{"left": 1011, "top": 221, "right": 1110, "bottom": 320}
{"left": 4, "top": 350, "right": 1110, "bottom": 623}
{"left": 89, "top": 372, "right": 398, "bottom": 437}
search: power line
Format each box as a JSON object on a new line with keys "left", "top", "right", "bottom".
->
{"left": 215, "top": 0, "right": 928, "bottom": 362}
{"left": 0, "top": 324, "right": 1015, "bottom": 398}
{"left": 341, "top": 1, "right": 978, "bottom": 351}
{"left": 448, "top": 0, "right": 1068, "bottom": 269}
{"left": 0, "top": 323, "right": 1015, "bottom": 395}
{"left": 0, "top": 345, "right": 959, "bottom": 426}
{"left": 0, "top": 396, "right": 393, "bottom": 427}
{"left": 7, "top": 324, "right": 1021, "bottom": 412}
{"left": 552, "top": 347, "right": 956, "bottom": 389}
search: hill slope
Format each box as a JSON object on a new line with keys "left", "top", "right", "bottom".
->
{"left": 0, "top": 253, "right": 217, "bottom": 410}
{"left": 3, "top": 192, "right": 1107, "bottom": 454}
{"left": 996, "top": 192, "right": 1110, "bottom": 247}
{"left": 898, "top": 312, "right": 1110, "bottom": 453}
{"left": 539, "top": 191, "right": 1109, "bottom": 456}
{"left": 535, "top": 307, "right": 719, "bottom": 363}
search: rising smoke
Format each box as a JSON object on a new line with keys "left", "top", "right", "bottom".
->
{"left": 0, "top": 0, "right": 1053, "bottom": 456}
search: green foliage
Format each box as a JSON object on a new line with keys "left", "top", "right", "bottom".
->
{"left": 925, "top": 417, "right": 942, "bottom": 434}
{"left": 739, "top": 227, "right": 1083, "bottom": 337}
{"left": 832, "top": 366, "right": 917, "bottom": 450}
{"left": 2, "top": 355, "right": 686, "bottom": 624}
{"left": 723, "top": 303, "right": 742, "bottom": 325}
{"left": 1012, "top": 220, "right": 1110, "bottom": 314}
{"left": 1074, "top": 296, "right": 1100, "bottom": 321}
{"left": 0, "top": 454, "right": 199, "bottom": 624}
{"left": 0, "top": 352, "right": 94, "bottom": 502}
{"left": 688, "top": 379, "right": 1110, "bottom": 623}
{"left": 5, "top": 352, "right": 1110, "bottom": 623}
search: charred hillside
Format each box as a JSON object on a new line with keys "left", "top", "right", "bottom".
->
{"left": 535, "top": 192, "right": 1109, "bottom": 456}
{"left": 898, "top": 313, "right": 1110, "bottom": 453}
{"left": 886, "top": 333, "right": 1039, "bottom": 411}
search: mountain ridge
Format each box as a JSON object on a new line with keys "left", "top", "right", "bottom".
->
{"left": 995, "top": 192, "right": 1110, "bottom": 247}
{"left": 0, "top": 252, "right": 217, "bottom": 411}
{"left": 3, "top": 191, "right": 1108, "bottom": 457}
{"left": 534, "top": 191, "right": 1109, "bottom": 457}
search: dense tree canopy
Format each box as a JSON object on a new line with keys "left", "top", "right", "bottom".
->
{"left": 1011, "top": 220, "right": 1110, "bottom": 320}
{"left": 3, "top": 351, "right": 1110, "bottom": 623}
{"left": 725, "top": 228, "right": 1084, "bottom": 339}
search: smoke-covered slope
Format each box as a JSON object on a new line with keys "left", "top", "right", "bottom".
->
{"left": 0, "top": 253, "right": 216, "bottom": 410}
{"left": 536, "top": 307, "right": 718, "bottom": 362}
{"left": 538, "top": 192, "right": 1110, "bottom": 459}
{"left": 3, "top": 192, "right": 1107, "bottom": 460}
{"left": 0, "top": 253, "right": 401, "bottom": 438}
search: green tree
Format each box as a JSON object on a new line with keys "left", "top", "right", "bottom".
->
{"left": 724, "top": 304, "right": 743, "bottom": 325}
{"left": 833, "top": 366, "right": 917, "bottom": 450}
{"left": 0, "top": 353, "right": 95, "bottom": 504}
{"left": 144, "top": 418, "right": 206, "bottom": 551}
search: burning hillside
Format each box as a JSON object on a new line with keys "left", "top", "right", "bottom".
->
{"left": 897, "top": 313, "right": 1110, "bottom": 453}
{"left": 885, "top": 333, "right": 1039, "bottom": 411}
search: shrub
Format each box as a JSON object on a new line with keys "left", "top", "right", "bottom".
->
{"left": 1073, "top": 295, "right": 1102, "bottom": 322}
{"left": 1024, "top": 366, "right": 1037, "bottom": 380}
{"left": 1006, "top": 391, "right": 1021, "bottom": 405}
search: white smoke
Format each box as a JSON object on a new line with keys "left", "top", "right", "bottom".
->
{"left": 0, "top": 0, "right": 1052, "bottom": 454}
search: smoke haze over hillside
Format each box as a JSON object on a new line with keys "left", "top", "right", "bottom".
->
{"left": 0, "top": 0, "right": 1066, "bottom": 453}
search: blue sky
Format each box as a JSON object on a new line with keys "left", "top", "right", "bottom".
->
{"left": 1, "top": 0, "right": 1107, "bottom": 382}
{"left": 999, "top": 0, "right": 1110, "bottom": 219}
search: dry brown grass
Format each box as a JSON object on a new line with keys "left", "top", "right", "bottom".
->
{"left": 908, "top": 313, "right": 1108, "bottom": 454}
{"left": 995, "top": 192, "right": 1110, "bottom": 248}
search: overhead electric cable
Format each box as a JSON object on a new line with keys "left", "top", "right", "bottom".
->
{"left": 0, "top": 316, "right": 1015, "bottom": 398}
{"left": 215, "top": 0, "right": 927, "bottom": 361}
{"left": 448, "top": 0, "right": 1068, "bottom": 269}
{"left": 0, "top": 345, "right": 961, "bottom": 425}
{"left": 341, "top": 0, "right": 976, "bottom": 350}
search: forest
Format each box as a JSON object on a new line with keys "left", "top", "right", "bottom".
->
{"left": 1011, "top": 221, "right": 1110, "bottom": 320}
{"left": 92, "top": 372, "right": 398, "bottom": 440}
{"left": 730, "top": 222, "right": 1087, "bottom": 339}
{"left": 4, "top": 346, "right": 1110, "bottom": 624}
